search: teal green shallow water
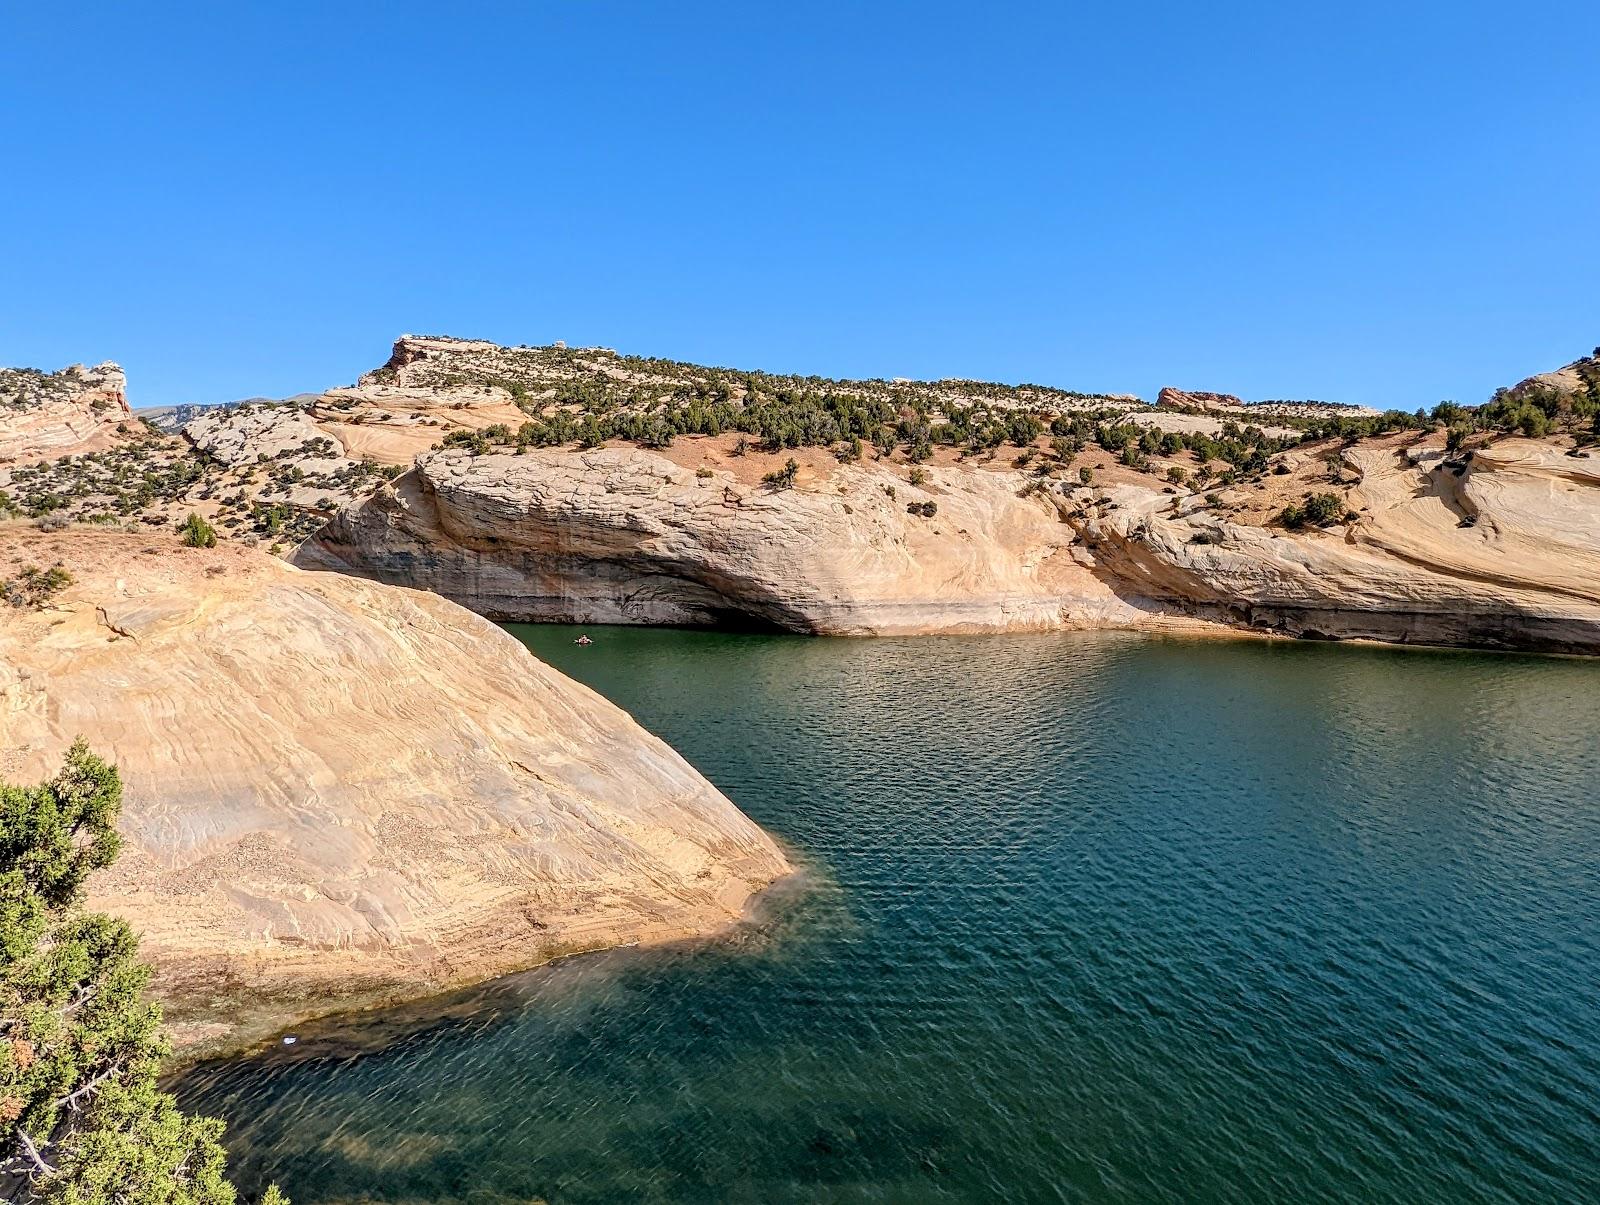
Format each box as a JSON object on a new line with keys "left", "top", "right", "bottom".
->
{"left": 175, "top": 629, "right": 1600, "bottom": 1203}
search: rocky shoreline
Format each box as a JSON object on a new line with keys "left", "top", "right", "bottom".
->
{"left": 10, "top": 335, "right": 1598, "bottom": 655}
{"left": 297, "top": 444, "right": 1188, "bottom": 636}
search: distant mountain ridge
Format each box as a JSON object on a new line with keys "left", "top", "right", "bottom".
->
{"left": 1156, "top": 386, "right": 1380, "bottom": 420}
{"left": 136, "top": 393, "right": 322, "bottom": 432}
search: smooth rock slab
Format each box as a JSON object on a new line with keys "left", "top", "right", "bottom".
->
{"left": 0, "top": 527, "right": 790, "bottom": 1053}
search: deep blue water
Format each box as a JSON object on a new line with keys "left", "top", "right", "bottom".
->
{"left": 176, "top": 628, "right": 1600, "bottom": 1203}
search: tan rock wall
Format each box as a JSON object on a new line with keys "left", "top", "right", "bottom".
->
{"left": 299, "top": 446, "right": 1202, "bottom": 636}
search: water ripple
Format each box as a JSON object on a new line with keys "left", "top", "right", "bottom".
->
{"left": 176, "top": 631, "right": 1600, "bottom": 1204}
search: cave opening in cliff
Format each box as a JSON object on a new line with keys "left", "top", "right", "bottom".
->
{"left": 699, "top": 606, "right": 798, "bottom": 635}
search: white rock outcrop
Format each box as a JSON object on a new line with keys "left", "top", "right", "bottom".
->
{"left": 300, "top": 433, "right": 1600, "bottom": 653}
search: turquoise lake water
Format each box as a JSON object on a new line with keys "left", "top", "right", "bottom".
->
{"left": 175, "top": 628, "right": 1600, "bottom": 1203}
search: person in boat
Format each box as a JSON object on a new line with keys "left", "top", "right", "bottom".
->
{"left": 574, "top": 634, "right": 593, "bottom": 646}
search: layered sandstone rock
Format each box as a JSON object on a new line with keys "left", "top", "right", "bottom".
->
{"left": 299, "top": 426, "right": 1600, "bottom": 652}
{"left": 0, "top": 527, "right": 790, "bottom": 1052}
{"left": 185, "top": 386, "right": 531, "bottom": 471}
{"left": 0, "top": 362, "right": 131, "bottom": 465}
{"left": 16, "top": 340, "right": 1598, "bottom": 656}
{"left": 360, "top": 333, "right": 1144, "bottom": 414}
{"left": 1501, "top": 349, "right": 1599, "bottom": 412}
{"left": 312, "top": 384, "right": 531, "bottom": 465}
{"left": 298, "top": 444, "right": 1211, "bottom": 636}
{"left": 1065, "top": 436, "right": 1600, "bottom": 653}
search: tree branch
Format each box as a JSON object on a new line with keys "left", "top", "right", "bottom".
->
{"left": 13, "top": 1127, "right": 55, "bottom": 1178}
{"left": 58, "top": 985, "right": 96, "bottom": 1018}
{"left": 56, "top": 1061, "right": 121, "bottom": 1111}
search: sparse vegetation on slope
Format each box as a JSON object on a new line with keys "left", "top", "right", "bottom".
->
{"left": 0, "top": 564, "right": 71, "bottom": 609}
{"left": 1473, "top": 348, "right": 1600, "bottom": 444}
{"left": 387, "top": 336, "right": 1597, "bottom": 499}
{"left": 178, "top": 512, "right": 216, "bottom": 548}
{"left": 0, "top": 406, "right": 396, "bottom": 548}
{"left": 1277, "top": 492, "right": 1355, "bottom": 530}
{"left": 378, "top": 336, "right": 1162, "bottom": 467}
{"left": 0, "top": 370, "right": 84, "bottom": 412}
{"left": 5, "top": 337, "right": 1596, "bottom": 565}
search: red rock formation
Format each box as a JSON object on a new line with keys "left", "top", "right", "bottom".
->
{"left": 1156, "top": 386, "right": 1247, "bottom": 413}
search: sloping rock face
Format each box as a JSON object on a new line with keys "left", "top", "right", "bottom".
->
{"left": 312, "top": 384, "right": 531, "bottom": 465}
{"left": 1067, "top": 437, "right": 1600, "bottom": 654}
{"left": 298, "top": 446, "right": 1202, "bottom": 635}
{"left": 0, "top": 363, "right": 131, "bottom": 465}
{"left": 1502, "top": 349, "right": 1600, "bottom": 413}
{"left": 185, "top": 385, "right": 531, "bottom": 471}
{"left": 375, "top": 334, "right": 505, "bottom": 376}
{"left": 360, "top": 333, "right": 1144, "bottom": 415}
{"left": 0, "top": 528, "right": 790, "bottom": 1052}
{"left": 287, "top": 337, "right": 1600, "bottom": 654}
{"left": 184, "top": 402, "right": 341, "bottom": 467}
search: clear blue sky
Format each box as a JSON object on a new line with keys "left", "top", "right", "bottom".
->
{"left": 2, "top": 2, "right": 1596, "bottom": 407}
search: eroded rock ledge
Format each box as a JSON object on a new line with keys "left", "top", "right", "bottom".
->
{"left": 298, "top": 433, "right": 1600, "bottom": 654}
{"left": 1065, "top": 436, "right": 1600, "bottom": 655}
{"left": 298, "top": 445, "right": 1211, "bottom": 636}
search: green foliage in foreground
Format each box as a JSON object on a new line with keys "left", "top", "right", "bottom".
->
{"left": 0, "top": 742, "right": 283, "bottom": 1205}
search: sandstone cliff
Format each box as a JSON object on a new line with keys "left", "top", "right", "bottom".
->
{"left": 1064, "top": 434, "right": 1600, "bottom": 654}
{"left": 14, "top": 338, "right": 1600, "bottom": 655}
{"left": 1157, "top": 384, "right": 1379, "bottom": 421}
{"left": 1156, "top": 386, "right": 1247, "bottom": 413}
{"left": 0, "top": 362, "right": 131, "bottom": 465}
{"left": 296, "top": 420, "right": 1600, "bottom": 652}
{"left": 0, "top": 527, "right": 790, "bottom": 1052}
{"left": 361, "top": 333, "right": 1144, "bottom": 415}
{"left": 298, "top": 443, "right": 1212, "bottom": 636}
{"left": 285, "top": 337, "right": 1600, "bottom": 653}
{"left": 1501, "top": 348, "right": 1600, "bottom": 414}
